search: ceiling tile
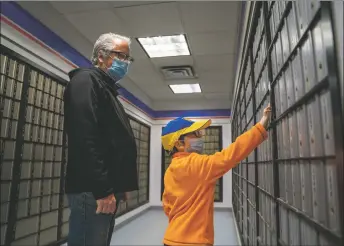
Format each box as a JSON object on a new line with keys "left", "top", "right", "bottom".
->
{"left": 198, "top": 70, "right": 233, "bottom": 84}
{"left": 65, "top": 10, "right": 130, "bottom": 43}
{"left": 173, "top": 93, "right": 205, "bottom": 100}
{"left": 112, "top": 1, "right": 169, "bottom": 8}
{"left": 188, "top": 31, "right": 236, "bottom": 56}
{"left": 142, "top": 85, "right": 175, "bottom": 100}
{"left": 204, "top": 92, "right": 230, "bottom": 100}
{"left": 200, "top": 83, "right": 231, "bottom": 93}
{"left": 127, "top": 58, "right": 164, "bottom": 85}
{"left": 114, "top": 2, "right": 184, "bottom": 37}
{"left": 194, "top": 54, "right": 235, "bottom": 73}
{"left": 198, "top": 71, "right": 232, "bottom": 93}
{"left": 179, "top": 1, "right": 241, "bottom": 34}
{"left": 50, "top": 1, "right": 112, "bottom": 14}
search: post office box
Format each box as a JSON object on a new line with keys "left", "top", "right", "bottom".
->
{"left": 312, "top": 25, "right": 328, "bottom": 82}
{"left": 282, "top": 118, "right": 290, "bottom": 159}
{"left": 15, "top": 216, "right": 39, "bottom": 239}
{"left": 307, "top": 1, "right": 321, "bottom": 22}
{"left": 300, "top": 160, "right": 313, "bottom": 216}
{"left": 286, "top": 161, "right": 294, "bottom": 204}
{"left": 291, "top": 160, "right": 301, "bottom": 210}
{"left": 270, "top": 10, "right": 276, "bottom": 39}
{"left": 39, "top": 227, "right": 58, "bottom": 246}
{"left": 319, "top": 90, "right": 335, "bottom": 156}
{"left": 281, "top": 21, "right": 290, "bottom": 62}
{"left": 300, "top": 220, "right": 318, "bottom": 246}
{"left": 285, "top": 65, "right": 295, "bottom": 108}
{"left": 287, "top": 3, "right": 300, "bottom": 51}
{"left": 310, "top": 159, "right": 327, "bottom": 225}
{"left": 275, "top": 33, "right": 284, "bottom": 72}
{"left": 273, "top": 2, "right": 281, "bottom": 33}
{"left": 288, "top": 113, "right": 299, "bottom": 158}
{"left": 306, "top": 96, "right": 324, "bottom": 156}
{"left": 296, "top": 0, "right": 309, "bottom": 35}
{"left": 325, "top": 160, "right": 340, "bottom": 233}
{"left": 279, "top": 74, "right": 287, "bottom": 115}
{"left": 301, "top": 35, "right": 317, "bottom": 93}
{"left": 288, "top": 212, "right": 301, "bottom": 246}
{"left": 279, "top": 205, "right": 289, "bottom": 245}
{"left": 296, "top": 106, "right": 310, "bottom": 157}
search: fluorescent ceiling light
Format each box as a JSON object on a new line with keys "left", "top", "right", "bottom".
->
{"left": 137, "top": 34, "right": 190, "bottom": 58}
{"left": 169, "top": 84, "right": 201, "bottom": 94}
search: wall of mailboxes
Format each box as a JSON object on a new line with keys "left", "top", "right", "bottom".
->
{"left": 0, "top": 45, "right": 150, "bottom": 246}
{"left": 161, "top": 126, "right": 224, "bottom": 202}
{"left": 231, "top": 1, "right": 343, "bottom": 246}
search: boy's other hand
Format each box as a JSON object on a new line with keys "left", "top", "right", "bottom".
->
{"left": 259, "top": 103, "right": 272, "bottom": 129}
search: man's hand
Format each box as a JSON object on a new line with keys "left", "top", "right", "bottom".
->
{"left": 259, "top": 103, "right": 272, "bottom": 129}
{"left": 96, "top": 194, "right": 116, "bottom": 214}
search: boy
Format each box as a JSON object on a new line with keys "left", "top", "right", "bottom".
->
{"left": 161, "top": 104, "right": 272, "bottom": 246}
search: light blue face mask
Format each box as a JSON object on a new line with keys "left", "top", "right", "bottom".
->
{"left": 108, "top": 59, "right": 129, "bottom": 81}
{"left": 186, "top": 138, "right": 204, "bottom": 154}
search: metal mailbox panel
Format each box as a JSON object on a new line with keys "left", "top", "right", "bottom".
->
{"left": 288, "top": 211, "right": 301, "bottom": 246}
{"left": 312, "top": 25, "right": 328, "bottom": 82}
{"left": 285, "top": 64, "right": 295, "bottom": 108}
{"left": 301, "top": 34, "right": 317, "bottom": 93}
{"left": 287, "top": 3, "right": 300, "bottom": 51}
{"left": 275, "top": 33, "right": 284, "bottom": 73}
{"left": 232, "top": 2, "right": 343, "bottom": 246}
{"left": 292, "top": 51, "right": 305, "bottom": 101}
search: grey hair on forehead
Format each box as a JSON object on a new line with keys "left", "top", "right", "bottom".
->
{"left": 91, "top": 33, "right": 131, "bottom": 65}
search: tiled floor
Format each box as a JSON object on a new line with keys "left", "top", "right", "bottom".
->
{"left": 110, "top": 208, "right": 239, "bottom": 246}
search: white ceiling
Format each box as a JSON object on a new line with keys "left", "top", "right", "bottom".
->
{"left": 17, "top": 1, "right": 243, "bottom": 111}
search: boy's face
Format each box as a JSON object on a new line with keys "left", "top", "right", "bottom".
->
{"left": 174, "top": 130, "right": 204, "bottom": 152}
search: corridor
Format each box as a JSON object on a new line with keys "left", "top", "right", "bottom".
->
{"left": 110, "top": 208, "right": 239, "bottom": 246}
{"left": 1, "top": 1, "right": 343, "bottom": 246}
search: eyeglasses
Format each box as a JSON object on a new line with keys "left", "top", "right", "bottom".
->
{"left": 193, "top": 130, "right": 204, "bottom": 138}
{"left": 109, "top": 51, "right": 134, "bottom": 63}
{"left": 180, "top": 130, "right": 204, "bottom": 140}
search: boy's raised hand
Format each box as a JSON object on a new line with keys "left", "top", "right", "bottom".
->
{"left": 259, "top": 103, "right": 272, "bottom": 129}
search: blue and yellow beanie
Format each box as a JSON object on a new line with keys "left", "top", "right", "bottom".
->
{"left": 161, "top": 117, "right": 211, "bottom": 151}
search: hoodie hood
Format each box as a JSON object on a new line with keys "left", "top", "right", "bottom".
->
{"left": 68, "top": 67, "right": 122, "bottom": 91}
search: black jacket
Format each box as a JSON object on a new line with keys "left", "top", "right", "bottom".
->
{"left": 64, "top": 67, "right": 138, "bottom": 200}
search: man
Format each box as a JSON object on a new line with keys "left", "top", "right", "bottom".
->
{"left": 161, "top": 105, "right": 271, "bottom": 246}
{"left": 64, "top": 33, "right": 138, "bottom": 246}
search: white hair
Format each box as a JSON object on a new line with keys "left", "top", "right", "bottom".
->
{"left": 91, "top": 33, "right": 131, "bottom": 65}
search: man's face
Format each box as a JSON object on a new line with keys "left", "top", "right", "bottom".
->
{"left": 174, "top": 130, "right": 204, "bottom": 152}
{"left": 100, "top": 39, "right": 131, "bottom": 69}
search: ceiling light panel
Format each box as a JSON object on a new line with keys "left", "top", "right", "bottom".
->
{"left": 137, "top": 34, "right": 190, "bottom": 58}
{"left": 169, "top": 84, "right": 201, "bottom": 94}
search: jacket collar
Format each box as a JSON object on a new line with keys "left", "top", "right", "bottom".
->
{"left": 94, "top": 67, "right": 122, "bottom": 90}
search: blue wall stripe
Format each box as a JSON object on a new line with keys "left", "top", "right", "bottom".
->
{"left": 1, "top": 1, "right": 231, "bottom": 119}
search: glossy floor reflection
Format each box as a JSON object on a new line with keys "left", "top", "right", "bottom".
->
{"left": 110, "top": 208, "right": 239, "bottom": 245}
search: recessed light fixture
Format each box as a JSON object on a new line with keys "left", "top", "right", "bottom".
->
{"left": 169, "top": 84, "right": 201, "bottom": 94}
{"left": 137, "top": 34, "right": 190, "bottom": 58}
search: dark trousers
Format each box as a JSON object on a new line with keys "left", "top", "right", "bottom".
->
{"left": 67, "top": 192, "right": 120, "bottom": 246}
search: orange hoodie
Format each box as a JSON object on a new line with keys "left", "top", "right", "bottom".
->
{"left": 162, "top": 123, "right": 268, "bottom": 246}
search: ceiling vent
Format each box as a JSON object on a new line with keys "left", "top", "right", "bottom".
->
{"left": 161, "top": 66, "right": 195, "bottom": 80}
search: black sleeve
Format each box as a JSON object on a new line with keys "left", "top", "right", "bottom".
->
{"left": 66, "top": 72, "right": 113, "bottom": 200}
